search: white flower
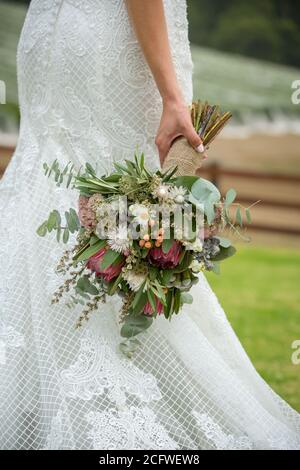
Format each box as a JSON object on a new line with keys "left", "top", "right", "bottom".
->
{"left": 169, "top": 186, "right": 187, "bottom": 204}
{"left": 183, "top": 238, "right": 203, "bottom": 252}
{"left": 122, "top": 267, "right": 148, "bottom": 292}
{"left": 152, "top": 184, "right": 170, "bottom": 200}
{"left": 190, "top": 260, "right": 205, "bottom": 273}
{"left": 129, "top": 204, "right": 152, "bottom": 226}
{"left": 107, "top": 230, "right": 132, "bottom": 253}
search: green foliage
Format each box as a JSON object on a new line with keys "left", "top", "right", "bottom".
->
{"left": 100, "top": 250, "right": 123, "bottom": 270}
{"left": 187, "top": 0, "right": 300, "bottom": 68}
{"left": 190, "top": 178, "right": 221, "bottom": 224}
{"left": 36, "top": 207, "right": 80, "bottom": 243}
{"left": 77, "top": 275, "right": 99, "bottom": 295}
{"left": 73, "top": 240, "right": 106, "bottom": 262}
{"left": 120, "top": 315, "right": 153, "bottom": 339}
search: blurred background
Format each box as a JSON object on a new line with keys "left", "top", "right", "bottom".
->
{"left": 0, "top": 0, "right": 299, "bottom": 411}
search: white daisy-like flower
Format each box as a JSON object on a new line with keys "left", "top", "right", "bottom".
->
{"left": 152, "top": 184, "right": 170, "bottom": 200}
{"left": 183, "top": 238, "right": 203, "bottom": 252}
{"left": 168, "top": 186, "right": 187, "bottom": 204}
{"left": 129, "top": 204, "right": 152, "bottom": 226}
{"left": 107, "top": 230, "right": 132, "bottom": 254}
{"left": 122, "top": 267, "right": 148, "bottom": 292}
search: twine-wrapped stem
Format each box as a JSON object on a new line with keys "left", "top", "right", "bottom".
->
{"left": 162, "top": 136, "right": 205, "bottom": 176}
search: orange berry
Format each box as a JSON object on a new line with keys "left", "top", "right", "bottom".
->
{"left": 158, "top": 228, "right": 165, "bottom": 235}
{"left": 145, "top": 241, "right": 152, "bottom": 249}
{"left": 139, "top": 240, "right": 145, "bottom": 247}
{"left": 143, "top": 234, "right": 150, "bottom": 241}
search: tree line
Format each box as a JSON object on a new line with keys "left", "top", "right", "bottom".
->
{"left": 187, "top": 0, "right": 300, "bottom": 68}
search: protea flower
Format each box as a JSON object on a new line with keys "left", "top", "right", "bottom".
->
{"left": 87, "top": 248, "right": 124, "bottom": 282}
{"left": 144, "top": 297, "right": 164, "bottom": 316}
{"left": 148, "top": 241, "right": 182, "bottom": 269}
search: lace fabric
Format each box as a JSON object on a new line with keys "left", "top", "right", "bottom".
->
{"left": 0, "top": 0, "right": 299, "bottom": 450}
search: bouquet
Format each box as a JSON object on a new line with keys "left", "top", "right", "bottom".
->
{"left": 163, "top": 100, "right": 232, "bottom": 175}
{"left": 37, "top": 153, "right": 252, "bottom": 356}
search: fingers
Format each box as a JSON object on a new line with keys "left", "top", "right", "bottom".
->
{"left": 155, "top": 135, "right": 171, "bottom": 167}
{"left": 184, "top": 126, "right": 205, "bottom": 153}
{"left": 156, "top": 127, "right": 208, "bottom": 167}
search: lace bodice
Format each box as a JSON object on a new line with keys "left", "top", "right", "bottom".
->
{"left": 17, "top": 0, "right": 193, "bottom": 172}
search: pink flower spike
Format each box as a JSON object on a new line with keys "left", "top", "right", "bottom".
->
{"left": 78, "top": 195, "right": 97, "bottom": 229}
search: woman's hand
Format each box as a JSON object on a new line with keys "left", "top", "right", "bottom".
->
{"left": 156, "top": 97, "right": 207, "bottom": 166}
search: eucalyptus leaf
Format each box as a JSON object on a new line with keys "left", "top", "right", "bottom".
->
{"left": 245, "top": 208, "right": 252, "bottom": 224}
{"left": 225, "top": 188, "right": 237, "bottom": 207}
{"left": 188, "top": 193, "right": 204, "bottom": 210}
{"left": 216, "top": 237, "right": 232, "bottom": 248}
{"left": 181, "top": 292, "right": 193, "bottom": 305}
{"left": 63, "top": 227, "right": 69, "bottom": 244}
{"left": 213, "top": 245, "right": 237, "bottom": 262}
{"left": 236, "top": 207, "right": 243, "bottom": 227}
{"left": 68, "top": 208, "right": 80, "bottom": 232}
{"left": 191, "top": 178, "right": 221, "bottom": 204}
{"left": 36, "top": 221, "right": 48, "bottom": 237}
{"left": 205, "top": 198, "right": 216, "bottom": 225}
{"left": 173, "top": 175, "right": 199, "bottom": 191}
{"left": 56, "top": 226, "right": 62, "bottom": 242}
{"left": 120, "top": 315, "right": 153, "bottom": 338}
{"left": 53, "top": 210, "right": 61, "bottom": 228}
{"left": 47, "top": 211, "right": 57, "bottom": 232}
{"left": 77, "top": 275, "right": 98, "bottom": 295}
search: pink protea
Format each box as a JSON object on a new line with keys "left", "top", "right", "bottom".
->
{"left": 148, "top": 241, "right": 182, "bottom": 269}
{"left": 78, "top": 195, "right": 97, "bottom": 229}
{"left": 144, "top": 297, "right": 164, "bottom": 316}
{"left": 87, "top": 247, "right": 124, "bottom": 282}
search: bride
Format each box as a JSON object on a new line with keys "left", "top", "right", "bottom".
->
{"left": 0, "top": 0, "right": 299, "bottom": 450}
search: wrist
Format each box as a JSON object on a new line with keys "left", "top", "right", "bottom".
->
{"left": 161, "top": 87, "right": 184, "bottom": 107}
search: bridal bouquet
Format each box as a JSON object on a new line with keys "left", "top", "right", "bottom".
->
{"left": 37, "top": 153, "right": 251, "bottom": 356}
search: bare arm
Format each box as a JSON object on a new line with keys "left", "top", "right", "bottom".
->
{"left": 125, "top": 0, "right": 205, "bottom": 165}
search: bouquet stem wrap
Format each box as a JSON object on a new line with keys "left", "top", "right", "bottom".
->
{"left": 162, "top": 100, "right": 232, "bottom": 176}
{"left": 162, "top": 136, "right": 205, "bottom": 176}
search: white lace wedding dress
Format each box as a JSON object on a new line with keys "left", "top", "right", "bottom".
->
{"left": 0, "top": 0, "right": 299, "bottom": 451}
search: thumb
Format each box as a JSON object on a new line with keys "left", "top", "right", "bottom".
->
{"left": 184, "top": 126, "right": 205, "bottom": 153}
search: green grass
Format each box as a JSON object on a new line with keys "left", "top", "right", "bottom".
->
{"left": 206, "top": 245, "right": 300, "bottom": 412}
